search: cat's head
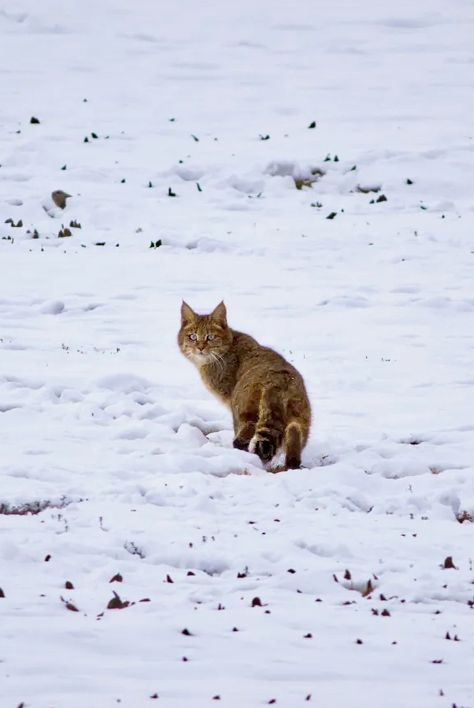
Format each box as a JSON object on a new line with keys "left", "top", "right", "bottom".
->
{"left": 178, "top": 301, "right": 233, "bottom": 366}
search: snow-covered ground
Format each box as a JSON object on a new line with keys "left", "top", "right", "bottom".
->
{"left": 1, "top": 1, "right": 474, "bottom": 706}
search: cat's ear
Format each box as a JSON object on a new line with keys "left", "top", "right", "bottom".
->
{"left": 210, "top": 301, "right": 227, "bottom": 327}
{"left": 181, "top": 301, "right": 196, "bottom": 325}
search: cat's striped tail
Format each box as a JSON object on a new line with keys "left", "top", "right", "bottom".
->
{"left": 284, "top": 420, "right": 303, "bottom": 469}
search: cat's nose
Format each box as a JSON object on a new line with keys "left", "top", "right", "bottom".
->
{"left": 196, "top": 343, "right": 206, "bottom": 352}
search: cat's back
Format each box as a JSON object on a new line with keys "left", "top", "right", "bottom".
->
{"left": 232, "top": 327, "right": 311, "bottom": 435}
{"left": 233, "top": 329, "right": 305, "bottom": 384}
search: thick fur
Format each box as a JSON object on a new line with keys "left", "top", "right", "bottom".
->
{"left": 178, "top": 301, "right": 311, "bottom": 470}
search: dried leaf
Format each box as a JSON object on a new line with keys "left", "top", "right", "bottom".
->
{"left": 361, "top": 579, "right": 374, "bottom": 597}
{"left": 52, "top": 190, "right": 71, "bottom": 209}
{"left": 109, "top": 573, "right": 123, "bottom": 583}
{"left": 107, "top": 591, "right": 129, "bottom": 610}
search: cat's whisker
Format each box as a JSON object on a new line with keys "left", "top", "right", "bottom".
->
{"left": 211, "top": 351, "right": 224, "bottom": 367}
{"left": 210, "top": 351, "right": 224, "bottom": 370}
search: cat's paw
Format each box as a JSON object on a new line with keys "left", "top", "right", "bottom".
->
{"left": 284, "top": 456, "right": 302, "bottom": 470}
{"left": 233, "top": 437, "right": 249, "bottom": 451}
{"left": 250, "top": 435, "right": 275, "bottom": 462}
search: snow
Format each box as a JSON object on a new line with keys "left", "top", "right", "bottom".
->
{"left": 1, "top": 0, "right": 474, "bottom": 706}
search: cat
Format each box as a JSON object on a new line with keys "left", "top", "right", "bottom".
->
{"left": 178, "top": 301, "right": 311, "bottom": 470}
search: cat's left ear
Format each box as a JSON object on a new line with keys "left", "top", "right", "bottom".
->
{"left": 210, "top": 301, "right": 227, "bottom": 327}
{"left": 181, "top": 300, "right": 196, "bottom": 325}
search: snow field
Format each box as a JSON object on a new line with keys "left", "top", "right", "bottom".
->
{"left": 1, "top": 1, "right": 474, "bottom": 706}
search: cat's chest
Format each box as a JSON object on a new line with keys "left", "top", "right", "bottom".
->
{"left": 200, "top": 361, "right": 235, "bottom": 404}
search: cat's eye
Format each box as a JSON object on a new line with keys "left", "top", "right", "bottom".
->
{"left": 206, "top": 334, "right": 215, "bottom": 341}
{"left": 188, "top": 333, "right": 197, "bottom": 341}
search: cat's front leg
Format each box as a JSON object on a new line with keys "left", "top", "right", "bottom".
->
{"left": 232, "top": 421, "right": 256, "bottom": 451}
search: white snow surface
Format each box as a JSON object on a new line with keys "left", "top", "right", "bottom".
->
{"left": 1, "top": 1, "right": 474, "bottom": 706}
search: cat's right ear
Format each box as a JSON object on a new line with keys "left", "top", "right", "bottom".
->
{"left": 210, "top": 301, "right": 227, "bottom": 326}
{"left": 181, "top": 301, "right": 196, "bottom": 325}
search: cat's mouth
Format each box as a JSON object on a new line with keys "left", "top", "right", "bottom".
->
{"left": 189, "top": 350, "right": 211, "bottom": 365}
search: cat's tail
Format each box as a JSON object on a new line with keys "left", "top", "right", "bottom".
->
{"left": 284, "top": 420, "right": 304, "bottom": 469}
{"left": 249, "top": 386, "right": 285, "bottom": 463}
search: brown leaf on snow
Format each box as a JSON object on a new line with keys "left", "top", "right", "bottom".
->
{"left": 60, "top": 596, "right": 79, "bottom": 612}
{"left": 251, "top": 597, "right": 263, "bottom": 607}
{"left": 107, "top": 591, "right": 129, "bottom": 610}
{"left": 52, "top": 190, "right": 72, "bottom": 209}
{"left": 361, "top": 579, "right": 374, "bottom": 597}
{"left": 109, "top": 573, "right": 123, "bottom": 583}
{"left": 442, "top": 556, "right": 457, "bottom": 569}
{"left": 65, "top": 581, "right": 74, "bottom": 590}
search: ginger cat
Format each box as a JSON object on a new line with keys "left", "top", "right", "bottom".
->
{"left": 178, "top": 301, "right": 311, "bottom": 470}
